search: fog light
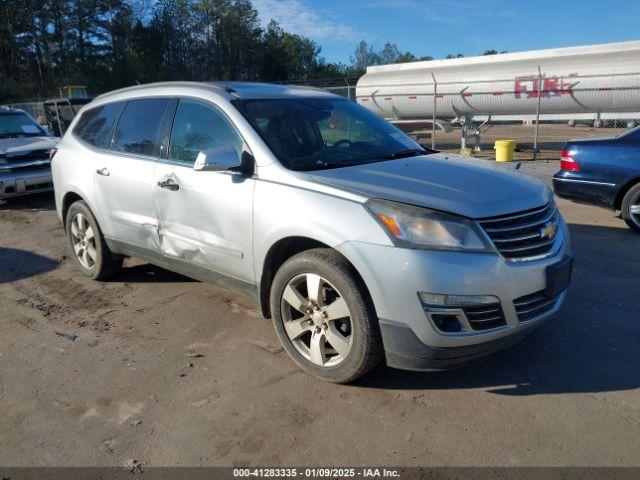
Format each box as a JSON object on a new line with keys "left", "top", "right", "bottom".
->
{"left": 431, "top": 313, "right": 463, "bottom": 333}
{"left": 419, "top": 292, "right": 500, "bottom": 307}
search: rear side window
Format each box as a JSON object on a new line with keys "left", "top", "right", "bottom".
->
{"left": 74, "top": 102, "right": 124, "bottom": 148}
{"left": 112, "top": 98, "right": 169, "bottom": 157}
{"left": 169, "top": 99, "right": 243, "bottom": 165}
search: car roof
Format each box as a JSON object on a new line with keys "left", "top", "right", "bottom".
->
{"left": 93, "top": 81, "right": 338, "bottom": 103}
{"left": 216, "top": 81, "right": 336, "bottom": 99}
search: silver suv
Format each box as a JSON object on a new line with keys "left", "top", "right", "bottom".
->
{"left": 52, "top": 82, "right": 572, "bottom": 383}
{"left": 1, "top": 107, "right": 58, "bottom": 199}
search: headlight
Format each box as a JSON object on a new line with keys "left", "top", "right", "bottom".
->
{"left": 365, "top": 198, "right": 493, "bottom": 252}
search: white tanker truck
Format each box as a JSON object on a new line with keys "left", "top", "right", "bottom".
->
{"left": 356, "top": 40, "right": 640, "bottom": 135}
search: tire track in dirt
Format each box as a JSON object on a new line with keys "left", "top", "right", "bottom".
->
{"left": 10, "top": 273, "right": 132, "bottom": 339}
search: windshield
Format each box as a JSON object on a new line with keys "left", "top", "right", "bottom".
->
{"left": 0, "top": 112, "right": 46, "bottom": 138}
{"left": 234, "top": 98, "right": 429, "bottom": 171}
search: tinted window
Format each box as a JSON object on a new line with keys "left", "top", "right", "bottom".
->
{"left": 235, "top": 98, "right": 426, "bottom": 171}
{"left": 169, "top": 99, "right": 243, "bottom": 165}
{"left": 74, "top": 102, "right": 124, "bottom": 148}
{"left": 113, "top": 98, "right": 169, "bottom": 156}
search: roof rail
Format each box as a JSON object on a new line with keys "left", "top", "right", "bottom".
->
{"left": 94, "top": 81, "right": 236, "bottom": 101}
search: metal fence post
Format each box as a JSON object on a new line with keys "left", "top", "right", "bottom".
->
{"left": 431, "top": 73, "right": 437, "bottom": 150}
{"left": 344, "top": 77, "right": 351, "bottom": 101}
{"left": 533, "top": 66, "right": 543, "bottom": 160}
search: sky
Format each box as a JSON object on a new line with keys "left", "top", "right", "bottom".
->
{"left": 252, "top": 0, "right": 640, "bottom": 65}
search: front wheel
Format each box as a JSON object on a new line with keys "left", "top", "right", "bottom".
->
{"left": 65, "top": 200, "right": 122, "bottom": 280}
{"left": 621, "top": 183, "right": 640, "bottom": 233}
{"left": 270, "top": 249, "right": 383, "bottom": 383}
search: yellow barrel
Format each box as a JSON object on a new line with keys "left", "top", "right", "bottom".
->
{"left": 494, "top": 140, "right": 516, "bottom": 162}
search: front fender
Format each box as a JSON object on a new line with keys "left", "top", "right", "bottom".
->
{"left": 252, "top": 180, "right": 391, "bottom": 281}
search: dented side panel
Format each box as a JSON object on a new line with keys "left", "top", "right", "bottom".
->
{"left": 153, "top": 163, "right": 256, "bottom": 284}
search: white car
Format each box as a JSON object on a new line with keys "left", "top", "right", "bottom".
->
{"left": 0, "top": 107, "right": 58, "bottom": 199}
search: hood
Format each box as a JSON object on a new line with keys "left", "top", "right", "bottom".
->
{"left": 0, "top": 136, "right": 58, "bottom": 156}
{"left": 309, "top": 154, "right": 552, "bottom": 218}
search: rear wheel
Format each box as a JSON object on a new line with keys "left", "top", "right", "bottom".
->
{"left": 621, "top": 183, "right": 640, "bottom": 233}
{"left": 270, "top": 249, "right": 383, "bottom": 383}
{"left": 65, "top": 201, "right": 122, "bottom": 279}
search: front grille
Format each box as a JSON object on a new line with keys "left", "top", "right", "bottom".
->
{"left": 478, "top": 203, "right": 560, "bottom": 260}
{"left": 7, "top": 162, "right": 50, "bottom": 173}
{"left": 463, "top": 303, "right": 506, "bottom": 331}
{"left": 513, "top": 290, "right": 559, "bottom": 322}
{"left": 0, "top": 149, "right": 50, "bottom": 174}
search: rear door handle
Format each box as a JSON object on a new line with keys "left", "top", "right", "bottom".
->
{"left": 157, "top": 178, "right": 180, "bottom": 191}
{"left": 96, "top": 167, "right": 110, "bottom": 176}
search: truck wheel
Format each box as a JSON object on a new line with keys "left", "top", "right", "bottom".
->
{"left": 621, "top": 183, "right": 640, "bottom": 233}
{"left": 65, "top": 201, "right": 122, "bottom": 279}
{"left": 270, "top": 248, "right": 383, "bottom": 383}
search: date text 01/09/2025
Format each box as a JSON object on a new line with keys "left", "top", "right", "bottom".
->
{"left": 232, "top": 468, "right": 401, "bottom": 477}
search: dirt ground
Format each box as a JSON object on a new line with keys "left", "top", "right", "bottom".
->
{"left": 0, "top": 160, "right": 639, "bottom": 467}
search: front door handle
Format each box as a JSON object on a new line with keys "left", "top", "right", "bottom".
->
{"left": 157, "top": 178, "right": 180, "bottom": 191}
{"left": 96, "top": 167, "right": 110, "bottom": 176}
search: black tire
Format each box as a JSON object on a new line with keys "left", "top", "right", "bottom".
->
{"left": 621, "top": 183, "right": 640, "bottom": 233}
{"left": 270, "top": 248, "right": 383, "bottom": 383}
{"left": 65, "top": 200, "right": 122, "bottom": 280}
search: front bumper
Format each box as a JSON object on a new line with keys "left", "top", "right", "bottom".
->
{"left": 380, "top": 318, "right": 546, "bottom": 371}
{"left": 0, "top": 168, "right": 53, "bottom": 199}
{"left": 336, "top": 219, "right": 571, "bottom": 371}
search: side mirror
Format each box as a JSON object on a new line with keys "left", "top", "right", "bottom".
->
{"left": 193, "top": 146, "right": 242, "bottom": 172}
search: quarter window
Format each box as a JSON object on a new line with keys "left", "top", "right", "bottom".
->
{"left": 113, "top": 98, "right": 169, "bottom": 156}
{"left": 74, "top": 102, "right": 124, "bottom": 148}
{"left": 169, "top": 99, "right": 243, "bottom": 165}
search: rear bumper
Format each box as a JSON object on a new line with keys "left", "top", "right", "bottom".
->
{"left": 0, "top": 168, "right": 53, "bottom": 199}
{"left": 552, "top": 173, "right": 617, "bottom": 209}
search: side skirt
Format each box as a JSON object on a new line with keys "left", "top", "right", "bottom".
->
{"left": 105, "top": 238, "right": 260, "bottom": 304}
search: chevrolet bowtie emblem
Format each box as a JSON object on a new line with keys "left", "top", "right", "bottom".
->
{"left": 540, "top": 222, "right": 558, "bottom": 240}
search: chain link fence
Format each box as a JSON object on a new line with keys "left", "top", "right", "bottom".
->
{"left": 421, "top": 71, "right": 640, "bottom": 160}
{"left": 2, "top": 101, "right": 47, "bottom": 123}
{"left": 283, "top": 77, "right": 359, "bottom": 102}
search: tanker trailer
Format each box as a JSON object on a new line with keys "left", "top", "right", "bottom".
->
{"left": 356, "top": 40, "right": 640, "bottom": 133}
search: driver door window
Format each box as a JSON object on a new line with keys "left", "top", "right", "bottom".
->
{"left": 169, "top": 99, "right": 243, "bottom": 165}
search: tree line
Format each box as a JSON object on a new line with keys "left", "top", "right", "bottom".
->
{"left": 0, "top": 0, "right": 505, "bottom": 102}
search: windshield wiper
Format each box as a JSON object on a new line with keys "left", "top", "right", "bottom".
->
{"left": 304, "top": 160, "right": 355, "bottom": 171}
{"left": 384, "top": 149, "right": 426, "bottom": 159}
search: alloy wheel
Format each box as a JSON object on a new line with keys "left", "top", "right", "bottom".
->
{"left": 70, "top": 212, "right": 97, "bottom": 270}
{"left": 630, "top": 192, "right": 640, "bottom": 229}
{"left": 280, "top": 273, "right": 353, "bottom": 367}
